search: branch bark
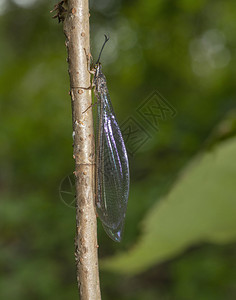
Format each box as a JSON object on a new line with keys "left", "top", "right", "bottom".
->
{"left": 62, "top": 1, "right": 101, "bottom": 299}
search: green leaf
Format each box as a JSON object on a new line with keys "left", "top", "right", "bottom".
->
{"left": 101, "top": 137, "right": 236, "bottom": 275}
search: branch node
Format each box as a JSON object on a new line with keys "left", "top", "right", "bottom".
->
{"left": 50, "top": 0, "right": 68, "bottom": 23}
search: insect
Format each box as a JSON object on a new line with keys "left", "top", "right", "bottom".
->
{"left": 89, "top": 35, "right": 130, "bottom": 242}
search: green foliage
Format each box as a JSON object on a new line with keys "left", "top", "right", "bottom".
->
{"left": 101, "top": 137, "right": 236, "bottom": 274}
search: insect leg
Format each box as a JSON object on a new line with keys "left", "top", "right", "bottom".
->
{"left": 83, "top": 48, "right": 95, "bottom": 75}
{"left": 82, "top": 102, "right": 97, "bottom": 114}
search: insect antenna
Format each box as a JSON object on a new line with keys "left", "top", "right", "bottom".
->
{"left": 96, "top": 34, "right": 110, "bottom": 65}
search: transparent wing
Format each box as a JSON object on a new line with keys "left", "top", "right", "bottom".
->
{"left": 96, "top": 93, "right": 129, "bottom": 242}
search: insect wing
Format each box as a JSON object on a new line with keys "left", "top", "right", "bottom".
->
{"left": 96, "top": 94, "right": 129, "bottom": 242}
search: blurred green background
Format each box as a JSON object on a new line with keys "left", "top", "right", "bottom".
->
{"left": 1, "top": 0, "right": 236, "bottom": 299}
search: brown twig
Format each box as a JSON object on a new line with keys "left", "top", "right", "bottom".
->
{"left": 52, "top": 0, "right": 101, "bottom": 299}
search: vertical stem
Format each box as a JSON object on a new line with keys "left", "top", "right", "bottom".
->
{"left": 63, "top": 1, "right": 101, "bottom": 299}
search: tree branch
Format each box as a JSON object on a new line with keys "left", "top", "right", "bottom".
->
{"left": 61, "top": 1, "right": 101, "bottom": 299}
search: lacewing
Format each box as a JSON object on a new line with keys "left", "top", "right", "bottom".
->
{"left": 92, "top": 36, "right": 130, "bottom": 242}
